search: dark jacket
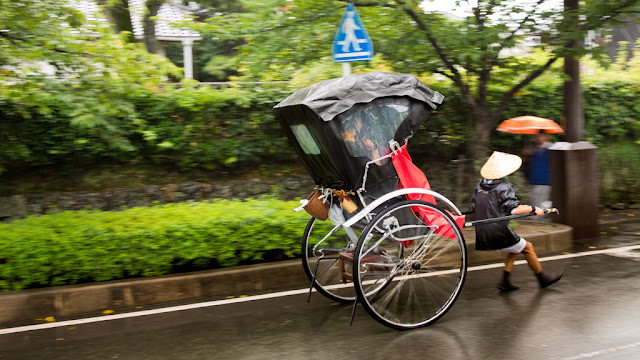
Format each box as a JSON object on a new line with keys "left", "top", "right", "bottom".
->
{"left": 470, "top": 179, "right": 521, "bottom": 251}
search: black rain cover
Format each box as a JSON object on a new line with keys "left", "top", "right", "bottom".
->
{"left": 273, "top": 72, "right": 444, "bottom": 193}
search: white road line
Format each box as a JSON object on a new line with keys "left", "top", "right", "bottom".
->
{"left": 605, "top": 248, "right": 640, "bottom": 261}
{"left": 0, "top": 288, "right": 311, "bottom": 335}
{"left": 562, "top": 341, "right": 640, "bottom": 359}
{"left": 2, "top": 244, "right": 639, "bottom": 336}
{"left": 470, "top": 244, "right": 640, "bottom": 271}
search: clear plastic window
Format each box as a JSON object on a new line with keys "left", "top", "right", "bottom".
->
{"left": 291, "top": 124, "right": 321, "bottom": 155}
{"left": 340, "top": 104, "right": 410, "bottom": 164}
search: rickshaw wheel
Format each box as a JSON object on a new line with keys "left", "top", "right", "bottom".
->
{"left": 352, "top": 200, "right": 467, "bottom": 330}
{"left": 301, "top": 217, "right": 360, "bottom": 303}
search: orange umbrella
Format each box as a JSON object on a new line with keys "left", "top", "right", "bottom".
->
{"left": 496, "top": 115, "right": 564, "bottom": 134}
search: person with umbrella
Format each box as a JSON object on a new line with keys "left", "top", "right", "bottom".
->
{"left": 526, "top": 130, "right": 553, "bottom": 211}
{"left": 497, "top": 115, "right": 564, "bottom": 214}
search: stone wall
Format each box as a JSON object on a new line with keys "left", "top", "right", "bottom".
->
{"left": 0, "top": 175, "right": 316, "bottom": 223}
{"left": 8, "top": 158, "right": 625, "bottom": 223}
{"left": 0, "top": 161, "right": 506, "bottom": 223}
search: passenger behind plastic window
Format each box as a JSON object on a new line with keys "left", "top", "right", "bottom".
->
{"left": 340, "top": 105, "right": 409, "bottom": 165}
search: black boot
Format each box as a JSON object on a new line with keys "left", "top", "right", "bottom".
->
{"left": 497, "top": 270, "right": 520, "bottom": 292}
{"left": 536, "top": 270, "right": 564, "bottom": 288}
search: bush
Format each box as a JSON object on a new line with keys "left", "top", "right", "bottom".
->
{"left": 0, "top": 199, "right": 328, "bottom": 292}
{"left": 136, "top": 85, "right": 296, "bottom": 171}
{"left": 0, "top": 82, "right": 298, "bottom": 174}
{"left": 599, "top": 142, "right": 640, "bottom": 206}
{"left": 3, "top": 66, "right": 640, "bottom": 174}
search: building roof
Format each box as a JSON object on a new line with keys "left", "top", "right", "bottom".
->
{"left": 73, "top": 0, "right": 202, "bottom": 41}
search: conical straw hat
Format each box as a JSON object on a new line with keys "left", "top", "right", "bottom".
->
{"left": 480, "top": 151, "right": 522, "bottom": 180}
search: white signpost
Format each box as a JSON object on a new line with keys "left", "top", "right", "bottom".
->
{"left": 332, "top": 3, "right": 373, "bottom": 77}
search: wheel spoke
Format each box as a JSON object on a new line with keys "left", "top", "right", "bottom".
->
{"left": 353, "top": 201, "right": 467, "bottom": 329}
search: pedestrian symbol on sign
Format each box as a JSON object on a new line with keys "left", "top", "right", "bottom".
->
{"left": 332, "top": 3, "right": 373, "bottom": 62}
{"left": 339, "top": 9, "right": 365, "bottom": 52}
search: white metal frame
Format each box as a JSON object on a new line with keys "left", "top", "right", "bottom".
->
{"left": 344, "top": 187, "right": 462, "bottom": 228}
{"left": 310, "top": 149, "right": 463, "bottom": 256}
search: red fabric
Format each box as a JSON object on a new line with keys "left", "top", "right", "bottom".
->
{"left": 390, "top": 144, "right": 465, "bottom": 247}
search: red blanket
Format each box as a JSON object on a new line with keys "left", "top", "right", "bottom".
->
{"left": 390, "top": 143, "right": 466, "bottom": 247}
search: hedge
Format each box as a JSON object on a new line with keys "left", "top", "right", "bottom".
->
{"left": 0, "top": 199, "right": 333, "bottom": 292}
{"left": 4, "top": 73, "right": 640, "bottom": 175}
{"left": 0, "top": 84, "right": 297, "bottom": 174}
{"left": 599, "top": 142, "right": 640, "bottom": 206}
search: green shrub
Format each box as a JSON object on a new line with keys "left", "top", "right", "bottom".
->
{"left": 0, "top": 199, "right": 328, "bottom": 292}
{"left": 0, "top": 83, "right": 298, "bottom": 174}
{"left": 599, "top": 142, "right": 640, "bottom": 206}
{"left": 3, "top": 69, "right": 640, "bottom": 173}
{"left": 137, "top": 85, "right": 296, "bottom": 170}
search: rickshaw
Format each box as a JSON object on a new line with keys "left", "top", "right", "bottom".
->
{"left": 274, "top": 71, "right": 470, "bottom": 330}
{"left": 274, "top": 72, "right": 558, "bottom": 330}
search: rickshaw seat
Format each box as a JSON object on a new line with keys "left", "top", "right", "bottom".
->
{"left": 390, "top": 143, "right": 465, "bottom": 246}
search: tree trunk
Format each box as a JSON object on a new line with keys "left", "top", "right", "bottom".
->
{"left": 473, "top": 110, "right": 492, "bottom": 160}
{"left": 99, "top": 0, "right": 134, "bottom": 42}
{"left": 564, "top": 56, "right": 583, "bottom": 142}
{"left": 564, "top": 0, "right": 584, "bottom": 142}
{"left": 143, "top": 0, "right": 166, "bottom": 56}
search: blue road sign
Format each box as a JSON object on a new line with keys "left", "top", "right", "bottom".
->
{"left": 332, "top": 3, "right": 373, "bottom": 62}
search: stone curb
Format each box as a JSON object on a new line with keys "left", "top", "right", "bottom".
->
{"left": 0, "top": 221, "right": 573, "bottom": 326}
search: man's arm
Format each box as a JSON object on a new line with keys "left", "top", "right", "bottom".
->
{"left": 512, "top": 205, "right": 544, "bottom": 216}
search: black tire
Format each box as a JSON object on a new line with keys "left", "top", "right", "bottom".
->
{"left": 352, "top": 200, "right": 467, "bottom": 329}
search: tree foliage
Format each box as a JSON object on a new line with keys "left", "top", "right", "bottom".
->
{"left": 98, "top": 0, "right": 245, "bottom": 80}
{"left": 0, "top": 0, "right": 181, "bottom": 173}
{"left": 98, "top": 0, "right": 195, "bottom": 56}
{"left": 205, "top": 0, "right": 640, "bottom": 157}
{"left": 3, "top": 0, "right": 640, "bottom": 177}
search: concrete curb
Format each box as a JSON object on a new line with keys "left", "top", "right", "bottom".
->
{"left": 0, "top": 221, "right": 573, "bottom": 326}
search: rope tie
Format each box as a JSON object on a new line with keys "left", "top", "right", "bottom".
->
{"left": 389, "top": 140, "right": 402, "bottom": 155}
{"left": 318, "top": 187, "right": 333, "bottom": 204}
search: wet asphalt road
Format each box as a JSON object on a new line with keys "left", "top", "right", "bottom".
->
{"left": 1, "top": 220, "right": 639, "bottom": 360}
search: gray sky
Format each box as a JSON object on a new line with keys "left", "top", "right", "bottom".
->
{"left": 420, "top": 0, "right": 563, "bottom": 21}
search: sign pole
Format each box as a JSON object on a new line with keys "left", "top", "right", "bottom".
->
{"left": 342, "top": 62, "right": 351, "bottom": 77}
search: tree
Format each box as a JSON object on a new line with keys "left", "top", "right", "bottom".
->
{"left": 98, "top": 0, "right": 207, "bottom": 56}
{"left": 164, "top": 0, "right": 247, "bottom": 81}
{"left": 98, "top": 0, "right": 242, "bottom": 79}
{"left": 206, "top": 0, "right": 640, "bottom": 157}
{"left": 142, "top": 0, "right": 167, "bottom": 55}
{"left": 98, "top": 0, "right": 135, "bottom": 43}
{"left": 96, "top": 0, "right": 167, "bottom": 55}
{"left": 0, "top": 0, "right": 181, "bottom": 173}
